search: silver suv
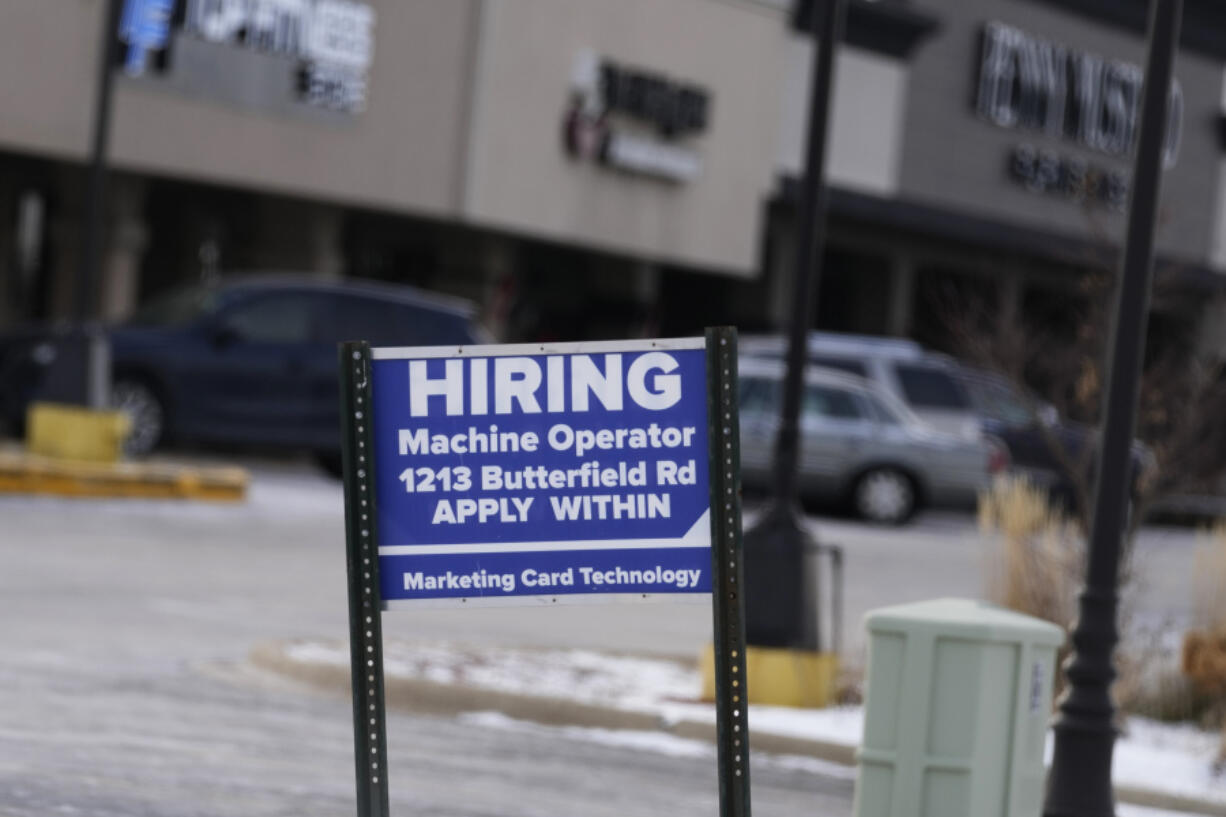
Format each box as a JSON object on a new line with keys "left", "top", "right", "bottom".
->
{"left": 739, "top": 332, "right": 982, "bottom": 439}
{"left": 737, "top": 357, "right": 1007, "bottom": 524}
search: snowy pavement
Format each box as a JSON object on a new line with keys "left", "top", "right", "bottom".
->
{"left": 278, "top": 639, "right": 1226, "bottom": 816}
{"left": 2, "top": 457, "right": 1221, "bottom": 815}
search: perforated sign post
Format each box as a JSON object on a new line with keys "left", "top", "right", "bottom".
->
{"left": 339, "top": 328, "right": 749, "bottom": 817}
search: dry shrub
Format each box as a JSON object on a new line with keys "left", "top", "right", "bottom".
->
{"left": 978, "top": 475, "right": 1083, "bottom": 630}
{"left": 1115, "top": 619, "right": 1210, "bottom": 727}
{"left": 833, "top": 660, "right": 865, "bottom": 707}
{"left": 1191, "top": 521, "right": 1226, "bottom": 632}
{"left": 978, "top": 476, "right": 1083, "bottom": 700}
{"left": 1180, "top": 521, "right": 1226, "bottom": 766}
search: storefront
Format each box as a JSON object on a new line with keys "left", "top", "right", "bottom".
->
{"left": 763, "top": 0, "right": 1226, "bottom": 362}
{"left": 0, "top": 0, "right": 790, "bottom": 342}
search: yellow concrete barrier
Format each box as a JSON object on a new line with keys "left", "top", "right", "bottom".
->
{"left": 700, "top": 642, "right": 839, "bottom": 708}
{"left": 0, "top": 446, "right": 248, "bottom": 502}
{"left": 26, "top": 402, "right": 131, "bottom": 463}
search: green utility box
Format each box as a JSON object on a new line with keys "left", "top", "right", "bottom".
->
{"left": 852, "top": 598, "right": 1065, "bottom": 817}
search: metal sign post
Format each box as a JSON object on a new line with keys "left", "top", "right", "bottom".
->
{"left": 705, "top": 327, "right": 751, "bottom": 816}
{"left": 338, "top": 329, "right": 749, "bottom": 817}
{"left": 340, "top": 343, "right": 390, "bottom": 817}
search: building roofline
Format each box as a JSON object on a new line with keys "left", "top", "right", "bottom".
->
{"left": 793, "top": 0, "right": 941, "bottom": 60}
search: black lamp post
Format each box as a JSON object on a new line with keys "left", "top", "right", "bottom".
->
{"left": 1043, "top": 1, "right": 1182, "bottom": 815}
{"left": 58, "top": 0, "right": 123, "bottom": 409}
{"left": 742, "top": 0, "right": 846, "bottom": 650}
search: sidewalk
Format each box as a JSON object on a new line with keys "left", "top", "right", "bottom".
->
{"left": 255, "top": 638, "right": 1226, "bottom": 817}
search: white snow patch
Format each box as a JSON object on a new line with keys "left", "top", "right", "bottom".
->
{"left": 457, "top": 711, "right": 858, "bottom": 779}
{"left": 1115, "top": 717, "right": 1226, "bottom": 806}
{"left": 286, "top": 640, "right": 696, "bottom": 711}
{"left": 1118, "top": 805, "right": 1214, "bottom": 817}
{"left": 459, "top": 711, "right": 712, "bottom": 760}
{"left": 285, "top": 639, "right": 1226, "bottom": 809}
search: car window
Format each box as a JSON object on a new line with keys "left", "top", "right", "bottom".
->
{"left": 318, "top": 295, "right": 475, "bottom": 346}
{"left": 963, "top": 377, "right": 1035, "bottom": 425}
{"left": 862, "top": 393, "right": 903, "bottom": 425}
{"left": 398, "top": 303, "right": 478, "bottom": 345}
{"left": 219, "top": 293, "right": 318, "bottom": 343}
{"left": 128, "top": 285, "right": 222, "bottom": 326}
{"left": 894, "top": 365, "right": 971, "bottom": 410}
{"left": 811, "top": 355, "right": 867, "bottom": 378}
{"left": 739, "top": 377, "right": 779, "bottom": 414}
{"left": 804, "top": 385, "right": 865, "bottom": 420}
{"left": 320, "top": 296, "right": 399, "bottom": 345}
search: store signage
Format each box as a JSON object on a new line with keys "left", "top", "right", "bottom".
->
{"left": 185, "top": 0, "right": 374, "bottom": 112}
{"left": 369, "top": 340, "right": 712, "bottom": 606}
{"left": 1009, "top": 144, "right": 1130, "bottom": 211}
{"left": 117, "top": 0, "right": 175, "bottom": 75}
{"left": 976, "top": 21, "right": 1183, "bottom": 168}
{"left": 337, "top": 331, "right": 748, "bottom": 812}
{"left": 117, "top": 0, "right": 375, "bottom": 113}
{"left": 564, "top": 51, "right": 711, "bottom": 183}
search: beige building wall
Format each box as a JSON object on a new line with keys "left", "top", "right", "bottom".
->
{"left": 1, "top": 0, "right": 791, "bottom": 286}
{"left": 0, "top": 0, "right": 478, "bottom": 220}
{"left": 0, "top": 1, "right": 101, "bottom": 160}
{"left": 777, "top": 41, "right": 909, "bottom": 197}
{"left": 460, "top": 0, "right": 789, "bottom": 276}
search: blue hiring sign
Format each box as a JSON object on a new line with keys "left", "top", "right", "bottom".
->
{"left": 369, "top": 339, "right": 711, "bottom": 606}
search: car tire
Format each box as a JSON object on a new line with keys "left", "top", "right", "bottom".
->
{"left": 852, "top": 467, "right": 917, "bottom": 525}
{"left": 111, "top": 377, "right": 166, "bottom": 457}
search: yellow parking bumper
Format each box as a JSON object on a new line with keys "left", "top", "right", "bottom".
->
{"left": 700, "top": 642, "right": 839, "bottom": 708}
{"left": 0, "top": 446, "right": 248, "bottom": 502}
{"left": 26, "top": 402, "right": 131, "bottom": 463}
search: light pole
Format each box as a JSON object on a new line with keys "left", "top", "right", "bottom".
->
{"left": 66, "top": 0, "right": 123, "bottom": 408}
{"left": 1043, "top": 1, "right": 1182, "bottom": 814}
{"left": 742, "top": 0, "right": 846, "bottom": 650}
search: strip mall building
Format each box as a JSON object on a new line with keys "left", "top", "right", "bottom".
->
{"left": 1, "top": 0, "right": 1225, "bottom": 355}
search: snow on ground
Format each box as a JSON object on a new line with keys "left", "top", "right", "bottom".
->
{"left": 457, "top": 711, "right": 859, "bottom": 780}
{"left": 1119, "top": 807, "right": 1219, "bottom": 817}
{"left": 286, "top": 639, "right": 1226, "bottom": 813}
{"left": 1115, "top": 718, "right": 1225, "bottom": 806}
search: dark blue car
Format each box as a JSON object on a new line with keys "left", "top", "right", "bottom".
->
{"left": 954, "top": 368, "right": 1154, "bottom": 509}
{"left": 1, "top": 277, "right": 485, "bottom": 468}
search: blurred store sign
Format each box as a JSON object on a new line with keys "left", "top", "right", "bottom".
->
{"left": 1009, "top": 143, "right": 1131, "bottom": 210}
{"left": 564, "top": 50, "right": 711, "bottom": 183}
{"left": 975, "top": 20, "right": 1183, "bottom": 168}
{"left": 116, "top": 0, "right": 375, "bottom": 113}
{"left": 117, "top": 0, "right": 174, "bottom": 76}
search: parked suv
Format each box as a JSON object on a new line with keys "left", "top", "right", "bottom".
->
{"left": 739, "top": 332, "right": 982, "bottom": 438}
{"left": 739, "top": 331, "right": 1151, "bottom": 508}
{"left": 0, "top": 276, "right": 485, "bottom": 467}
{"left": 737, "top": 357, "right": 1007, "bottom": 524}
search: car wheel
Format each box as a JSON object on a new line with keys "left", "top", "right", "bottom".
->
{"left": 853, "top": 467, "right": 917, "bottom": 525}
{"left": 111, "top": 378, "right": 166, "bottom": 456}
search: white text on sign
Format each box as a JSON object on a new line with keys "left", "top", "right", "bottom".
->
{"left": 408, "top": 353, "right": 682, "bottom": 416}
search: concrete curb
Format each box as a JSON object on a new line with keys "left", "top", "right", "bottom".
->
{"left": 252, "top": 642, "right": 1224, "bottom": 816}
{"left": 0, "top": 447, "right": 247, "bottom": 501}
{"left": 248, "top": 643, "right": 859, "bottom": 766}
